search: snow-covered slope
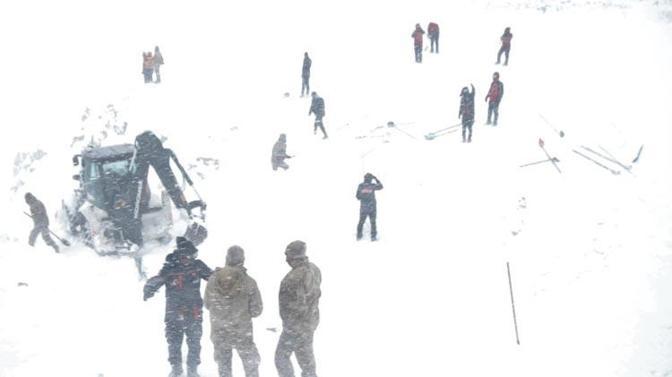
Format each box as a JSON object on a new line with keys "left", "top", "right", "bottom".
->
{"left": 0, "top": 1, "right": 671, "bottom": 376}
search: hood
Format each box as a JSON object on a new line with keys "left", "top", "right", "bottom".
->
{"left": 212, "top": 266, "right": 245, "bottom": 299}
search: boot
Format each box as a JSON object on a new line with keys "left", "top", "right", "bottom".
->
{"left": 53, "top": 245, "right": 60, "bottom": 253}
{"left": 187, "top": 366, "right": 200, "bottom": 377}
{"left": 169, "top": 364, "right": 183, "bottom": 377}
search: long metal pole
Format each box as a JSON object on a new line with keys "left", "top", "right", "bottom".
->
{"left": 507, "top": 261, "right": 521, "bottom": 345}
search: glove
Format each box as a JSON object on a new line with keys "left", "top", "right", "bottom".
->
{"left": 143, "top": 286, "right": 154, "bottom": 301}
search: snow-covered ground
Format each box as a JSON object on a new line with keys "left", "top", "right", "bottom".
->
{"left": 1, "top": 0, "right": 671, "bottom": 376}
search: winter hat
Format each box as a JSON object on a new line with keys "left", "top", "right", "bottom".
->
{"left": 24, "top": 192, "right": 35, "bottom": 203}
{"left": 285, "top": 240, "right": 307, "bottom": 259}
{"left": 176, "top": 236, "right": 198, "bottom": 255}
{"left": 226, "top": 245, "right": 245, "bottom": 266}
{"left": 364, "top": 173, "right": 373, "bottom": 182}
{"left": 461, "top": 87, "right": 469, "bottom": 96}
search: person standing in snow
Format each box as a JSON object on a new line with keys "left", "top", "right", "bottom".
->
{"left": 301, "top": 52, "right": 312, "bottom": 97}
{"left": 24, "top": 192, "right": 59, "bottom": 253}
{"left": 459, "top": 84, "right": 476, "bottom": 143}
{"left": 205, "top": 246, "right": 263, "bottom": 377}
{"left": 411, "top": 23, "right": 425, "bottom": 63}
{"left": 485, "top": 72, "right": 504, "bottom": 126}
{"left": 271, "top": 134, "right": 292, "bottom": 171}
{"left": 142, "top": 52, "right": 154, "bottom": 84}
{"left": 428, "top": 22, "right": 440, "bottom": 53}
{"left": 309, "top": 92, "right": 328, "bottom": 139}
{"left": 144, "top": 237, "right": 213, "bottom": 377}
{"left": 154, "top": 46, "right": 164, "bottom": 83}
{"left": 275, "top": 240, "right": 322, "bottom": 377}
{"left": 496, "top": 27, "right": 513, "bottom": 65}
{"left": 356, "top": 173, "right": 384, "bottom": 241}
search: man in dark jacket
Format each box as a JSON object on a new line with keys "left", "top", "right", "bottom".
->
{"left": 309, "top": 92, "right": 328, "bottom": 139}
{"left": 144, "top": 237, "right": 213, "bottom": 377}
{"left": 428, "top": 22, "right": 439, "bottom": 53}
{"left": 275, "top": 240, "right": 322, "bottom": 377}
{"left": 485, "top": 72, "right": 504, "bottom": 126}
{"left": 301, "top": 52, "right": 312, "bottom": 97}
{"left": 271, "top": 134, "right": 292, "bottom": 171}
{"left": 459, "top": 84, "right": 476, "bottom": 143}
{"left": 496, "top": 27, "right": 513, "bottom": 65}
{"left": 356, "top": 173, "right": 384, "bottom": 241}
{"left": 411, "top": 23, "right": 425, "bottom": 63}
{"left": 205, "top": 246, "right": 263, "bottom": 377}
{"left": 25, "top": 192, "right": 59, "bottom": 253}
{"left": 154, "top": 46, "right": 164, "bottom": 83}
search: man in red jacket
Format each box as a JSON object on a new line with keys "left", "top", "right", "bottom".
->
{"left": 428, "top": 22, "right": 439, "bottom": 53}
{"left": 497, "top": 27, "right": 513, "bottom": 65}
{"left": 485, "top": 72, "right": 504, "bottom": 126}
{"left": 411, "top": 24, "right": 425, "bottom": 63}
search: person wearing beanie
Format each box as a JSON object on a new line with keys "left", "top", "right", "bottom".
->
{"left": 24, "top": 192, "right": 59, "bottom": 253}
{"left": 308, "top": 92, "right": 328, "bottom": 139}
{"left": 144, "top": 237, "right": 213, "bottom": 377}
{"left": 205, "top": 246, "right": 263, "bottom": 377}
{"left": 275, "top": 240, "right": 322, "bottom": 377}
{"left": 485, "top": 72, "right": 504, "bottom": 126}
{"left": 411, "top": 23, "right": 425, "bottom": 63}
{"left": 459, "top": 84, "right": 476, "bottom": 143}
{"left": 356, "top": 173, "right": 384, "bottom": 241}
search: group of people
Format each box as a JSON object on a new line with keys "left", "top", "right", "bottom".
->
{"left": 142, "top": 46, "right": 165, "bottom": 84}
{"left": 143, "top": 237, "right": 322, "bottom": 377}
{"left": 411, "top": 22, "right": 440, "bottom": 63}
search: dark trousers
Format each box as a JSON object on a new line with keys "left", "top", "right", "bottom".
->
{"left": 166, "top": 319, "right": 203, "bottom": 369}
{"left": 430, "top": 36, "right": 439, "bottom": 53}
{"left": 414, "top": 45, "right": 422, "bottom": 63}
{"left": 29, "top": 225, "right": 59, "bottom": 252}
{"left": 275, "top": 330, "right": 317, "bottom": 377}
{"left": 213, "top": 330, "right": 260, "bottom": 377}
{"left": 313, "top": 116, "right": 327, "bottom": 138}
{"left": 301, "top": 76, "right": 310, "bottom": 97}
{"left": 462, "top": 119, "right": 474, "bottom": 142}
{"left": 497, "top": 47, "right": 510, "bottom": 65}
{"left": 357, "top": 209, "right": 377, "bottom": 240}
{"left": 487, "top": 101, "right": 500, "bottom": 125}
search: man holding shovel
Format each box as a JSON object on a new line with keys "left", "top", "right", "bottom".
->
{"left": 24, "top": 192, "right": 59, "bottom": 253}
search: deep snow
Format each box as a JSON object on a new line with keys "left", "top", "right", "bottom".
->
{"left": 0, "top": 0, "right": 671, "bottom": 376}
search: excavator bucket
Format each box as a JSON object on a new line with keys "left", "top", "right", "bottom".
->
{"left": 184, "top": 221, "right": 208, "bottom": 246}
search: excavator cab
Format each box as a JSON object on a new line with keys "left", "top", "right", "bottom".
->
{"left": 68, "top": 132, "right": 208, "bottom": 255}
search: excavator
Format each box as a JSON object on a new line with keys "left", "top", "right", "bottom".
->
{"left": 63, "top": 131, "right": 208, "bottom": 256}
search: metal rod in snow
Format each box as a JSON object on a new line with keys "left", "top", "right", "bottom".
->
{"left": 507, "top": 261, "right": 521, "bottom": 345}
{"left": 538, "top": 138, "right": 562, "bottom": 174}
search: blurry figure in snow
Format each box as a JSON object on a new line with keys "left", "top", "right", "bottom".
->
{"left": 459, "top": 84, "right": 476, "bottom": 143}
{"left": 301, "top": 52, "right": 312, "bottom": 97}
{"left": 309, "top": 92, "right": 328, "bottom": 139}
{"left": 275, "top": 241, "right": 322, "bottom": 377}
{"left": 496, "top": 27, "right": 513, "bottom": 65}
{"left": 411, "top": 23, "right": 425, "bottom": 63}
{"left": 154, "top": 46, "right": 164, "bottom": 83}
{"left": 205, "top": 245, "right": 263, "bottom": 377}
{"left": 142, "top": 52, "right": 154, "bottom": 84}
{"left": 428, "top": 22, "right": 439, "bottom": 53}
{"left": 144, "top": 237, "right": 213, "bottom": 377}
{"left": 485, "top": 72, "right": 504, "bottom": 126}
{"left": 25, "top": 192, "right": 59, "bottom": 253}
{"left": 271, "top": 134, "right": 292, "bottom": 171}
{"left": 356, "top": 173, "right": 383, "bottom": 241}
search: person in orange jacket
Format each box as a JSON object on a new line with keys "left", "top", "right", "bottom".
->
{"left": 411, "top": 24, "right": 425, "bottom": 63}
{"left": 496, "top": 27, "right": 513, "bottom": 65}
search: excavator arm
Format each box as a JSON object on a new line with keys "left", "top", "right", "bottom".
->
{"left": 130, "top": 131, "right": 208, "bottom": 245}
